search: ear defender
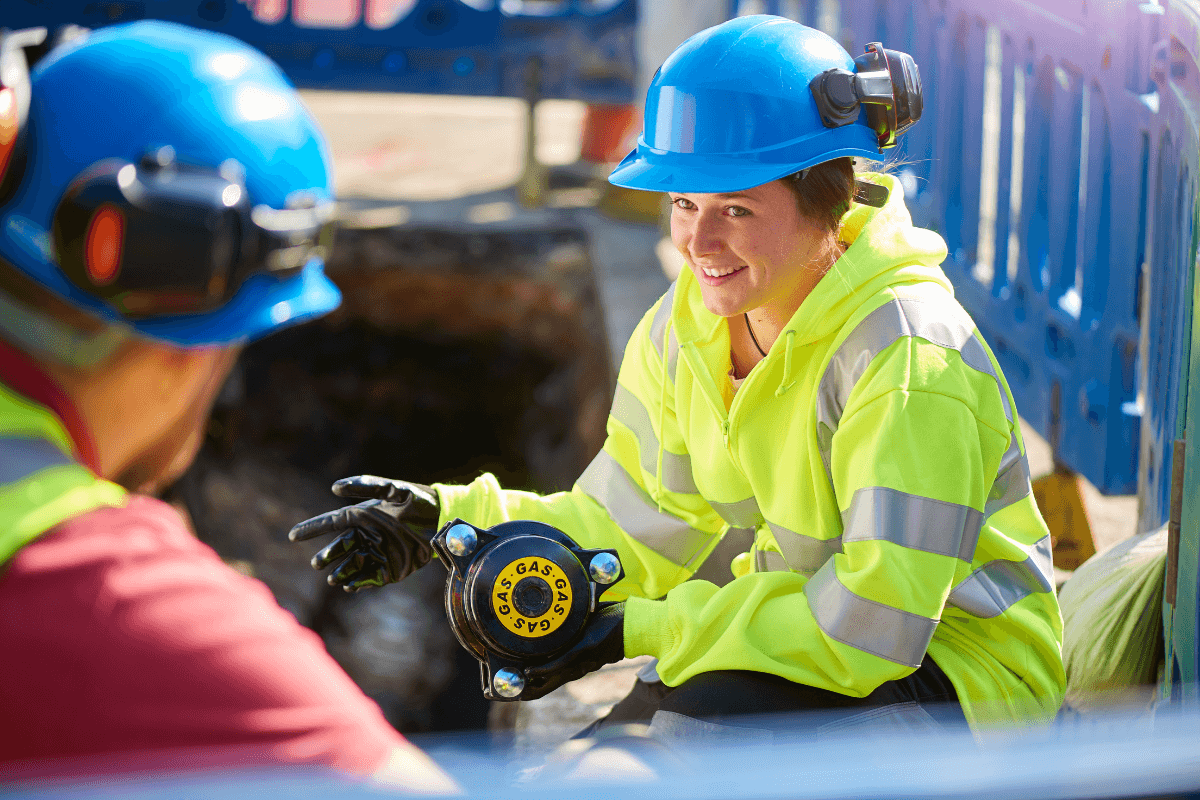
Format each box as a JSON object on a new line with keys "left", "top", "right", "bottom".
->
{"left": 809, "top": 42, "right": 924, "bottom": 149}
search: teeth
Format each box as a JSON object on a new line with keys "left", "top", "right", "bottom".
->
{"left": 702, "top": 265, "right": 745, "bottom": 277}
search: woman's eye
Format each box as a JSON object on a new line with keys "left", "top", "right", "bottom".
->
{"left": 728, "top": 206, "right": 750, "bottom": 217}
{"left": 671, "top": 197, "right": 696, "bottom": 210}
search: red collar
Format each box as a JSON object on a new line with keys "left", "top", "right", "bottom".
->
{"left": 0, "top": 337, "right": 102, "bottom": 474}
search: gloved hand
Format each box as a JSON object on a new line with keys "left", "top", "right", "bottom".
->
{"left": 288, "top": 475, "right": 440, "bottom": 592}
{"left": 522, "top": 602, "right": 625, "bottom": 700}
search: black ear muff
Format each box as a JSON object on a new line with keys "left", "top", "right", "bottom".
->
{"left": 809, "top": 41, "right": 924, "bottom": 150}
{"left": 0, "top": 27, "right": 46, "bottom": 207}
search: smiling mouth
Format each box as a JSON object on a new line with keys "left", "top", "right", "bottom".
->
{"left": 700, "top": 264, "right": 747, "bottom": 278}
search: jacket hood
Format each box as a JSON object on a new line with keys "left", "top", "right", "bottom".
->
{"left": 671, "top": 173, "right": 951, "bottom": 350}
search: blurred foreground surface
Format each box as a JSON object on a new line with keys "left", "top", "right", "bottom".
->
{"left": 4, "top": 704, "right": 1199, "bottom": 799}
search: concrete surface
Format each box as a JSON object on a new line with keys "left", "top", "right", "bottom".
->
{"left": 302, "top": 89, "right": 1141, "bottom": 742}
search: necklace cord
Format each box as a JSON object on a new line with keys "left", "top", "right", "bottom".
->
{"left": 745, "top": 313, "right": 768, "bottom": 358}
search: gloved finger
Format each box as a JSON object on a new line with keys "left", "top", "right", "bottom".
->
{"left": 331, "top": 562, "right": 389, "bottom": 592}
{"left": 310, "top": 533, "right": 361, "bottom": 570}
{"left": 343, "top": 568, "right": 390, "bottom": 592}
{"left": 328, "top": 550, "right": 378, "bottom": 587}
{"left": 521, "top": 657, "right": 573, "bottom": 695}
{"left": 517, "top": 672, "right": 563, "bottom": 702}
{"left": 331, "top": 475, "right": 411, "bottom": 502}
{"left": 288, "top": 506, "right": 358, "bottom": 542}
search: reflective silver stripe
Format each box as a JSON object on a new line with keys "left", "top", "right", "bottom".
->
{"left": 985, "top": 434, "right": 1033, "bottom": 520}
{"left": 805, "top": 561, "right": 938, "bottom": 667}
{"left": 947, "top": 535, "right": 1054, "bottom": 618}
{"left": 666, "top": 329, "right": 680, "bottom": 379}
{"left": 815, "top": 297, "right": 1014, "bottom": 474}
{"left": 767, "top": 521, "right": 842, "bottom": 573}
{"left": 577, "top": 448, "right": 710, "bottom": 565}
{"left": 0, "top": 436, "right": 72, "bottom": 484}
{"left": 756, "top": 548, "right": 790, "bottom": 573}
{"left": 609, "top": 383, "right": 698, "bottom": 495}
{"left": 710, "top": 496, "right": 764, "bottom": 529}
{"left": 649, "top": 282, "right": 677, "bottom": 361}
{"left": 841, "top": 486, "right": 983, "bottom": 563}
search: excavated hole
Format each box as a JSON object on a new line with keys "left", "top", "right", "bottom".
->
{"left": 171, "top": 222, "right": 612, "bottom": 734}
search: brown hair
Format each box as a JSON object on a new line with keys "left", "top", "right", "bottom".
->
{"left": 784, "top": 156, "right": 856, "bottom": 234}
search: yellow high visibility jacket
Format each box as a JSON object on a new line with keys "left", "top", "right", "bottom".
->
{"left": 436, "top": 175, "right": 1066, "bottom": 727}
{"left": 0, "top": 378, "right": 126, "bottom": 565}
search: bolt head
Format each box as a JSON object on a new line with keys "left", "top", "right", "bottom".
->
{"left": 589, "top": 552, "right": 621, "bottom": 585}
{"left": 445, "top": 523, "right": 477, "bottom": 557}
{"left": 493, "top": 668, "right": 525, "bottom": 698}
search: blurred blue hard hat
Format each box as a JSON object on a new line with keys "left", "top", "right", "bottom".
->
{"left": 608, "top": 15, "right": 885, "bottom": 194}
{"left": 0, "top": 20, "right": 341, "bottom": 346}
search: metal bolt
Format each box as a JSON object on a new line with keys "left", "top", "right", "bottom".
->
{"left": 493, "top": 668, "right": 525, "bottom": 698}
{"left": 589, "top": 552, "right": 621, "bottom": 585}
{"left": 445, "top": 524, "right": 477, "bottom": 557}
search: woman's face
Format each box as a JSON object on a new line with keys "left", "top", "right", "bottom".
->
{"left": 669, "top": 179, "right": 833, "bottom": 320}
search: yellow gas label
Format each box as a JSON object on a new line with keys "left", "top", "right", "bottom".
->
{"left": 491, "top": 557, "right": 573, "bottom": 638}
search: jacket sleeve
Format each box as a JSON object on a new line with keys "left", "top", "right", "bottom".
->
{"left": 435, "top": 288, "right": 728, "bottom": 602}
{"left": 624, "top": 333, "right": 1013, "bottom": 696}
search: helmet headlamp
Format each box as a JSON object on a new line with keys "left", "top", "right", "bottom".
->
{"left": 810, "top": 41, "right": 924, "bottom": 149}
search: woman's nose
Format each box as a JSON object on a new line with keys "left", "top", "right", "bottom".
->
{"left": 677, "top": 211, "right": 723, "bottom": 259}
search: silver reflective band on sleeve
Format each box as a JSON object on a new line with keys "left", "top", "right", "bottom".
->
{"left": 649, "top": 282, "right": 677, "bottom": 361}
{"left": 709, "top": 496, "right": 764, "bottom": 529}
{"left": 577, "top": 448, "right": 711, "bottom": 566}
{"left": 609, "top": 383, "right": 699, "bottom": 494}
{"left": 946, "top": 535, "right": 1054, "bottom": 618}
{"left": 815, "top": 297, "right": 1014, "bottom": 475}
{"left": 841, "top": 486, "right": 983, "bottom": 562}
{"left": 985, "top": 434, "right": 1033, "bottom": 520}
{"left": 756, "top": 548, "right": 790, "bottom": 573}
{"left": 805, "top": 561, "right": 938, "bottom": 667}
{"left": 0, "top": 436, "right": 72, "bottom": 484}
{"left": 767, "top": 521, "right": 842, "bottom": 573}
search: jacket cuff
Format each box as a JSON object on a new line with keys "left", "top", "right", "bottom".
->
{"left": 623, "top": 596, "right": 675, "bottom": 658}
{"left": 432, "top": 475, "right": 497, "bottom": 531}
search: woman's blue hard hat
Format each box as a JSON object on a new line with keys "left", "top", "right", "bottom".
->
{"left": 0, "top": 20, "right": 341, "bottom": 346}
{"left": 608, "top": 15, "right": 884, "bottom": 194}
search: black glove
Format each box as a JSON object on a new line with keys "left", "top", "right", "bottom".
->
{"left": 288, "top": 475, "right": 440, "bottom": 592}
{"left": 522, "top": 602, "right": 625, "bottom": 701}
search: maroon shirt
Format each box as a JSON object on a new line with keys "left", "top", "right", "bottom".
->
{"left": 0, "top": 342, "right": 406, "bottom": 779}
{"left": 0, "top": 496, "right": 407, "bottom": 778}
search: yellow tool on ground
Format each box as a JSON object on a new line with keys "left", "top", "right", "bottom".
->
{"left": 1032, "top": 466, "right": 1097, "bottom": 572}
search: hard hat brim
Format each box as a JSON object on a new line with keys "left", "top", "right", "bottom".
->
{"left": 607, "top": 141, "right": 882, "bottom": 195}
{"left": 130, "top": 260, "right": 342, "bottom": 346}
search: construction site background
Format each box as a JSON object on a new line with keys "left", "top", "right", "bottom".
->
{"left": 165, "top": 88, "right": 1140, "bottom": 749}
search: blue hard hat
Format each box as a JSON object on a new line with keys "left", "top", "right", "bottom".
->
{"left": 608, "top": 15, "right": 884, "bottom": 194}
{"left": 0, "top": 20, "right": 341, "bottom": 346}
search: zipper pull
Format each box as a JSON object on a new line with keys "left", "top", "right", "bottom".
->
{"left": 722, "top": 419, "right": 730, "bottom": 449}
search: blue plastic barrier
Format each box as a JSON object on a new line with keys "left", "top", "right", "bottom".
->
{"left": 4, "top": 1, "right": 637, "bottom": 103}
{"left": 724, "top": 2, "right": 1150, "bottom": 498}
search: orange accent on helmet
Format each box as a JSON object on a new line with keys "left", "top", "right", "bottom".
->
{"left": 84, "top": 205, "right": 124, "bottom": 285}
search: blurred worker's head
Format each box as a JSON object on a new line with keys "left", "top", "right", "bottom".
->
{"left": 609, "top": 15, "right": 921, "bottom": 318}
{"left": 0, "top": 21, "right": 341, "bottom": 491}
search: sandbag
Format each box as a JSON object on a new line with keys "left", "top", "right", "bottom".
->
{"left": 1058, "top": 526, "right": 1167, "bottom": 711}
